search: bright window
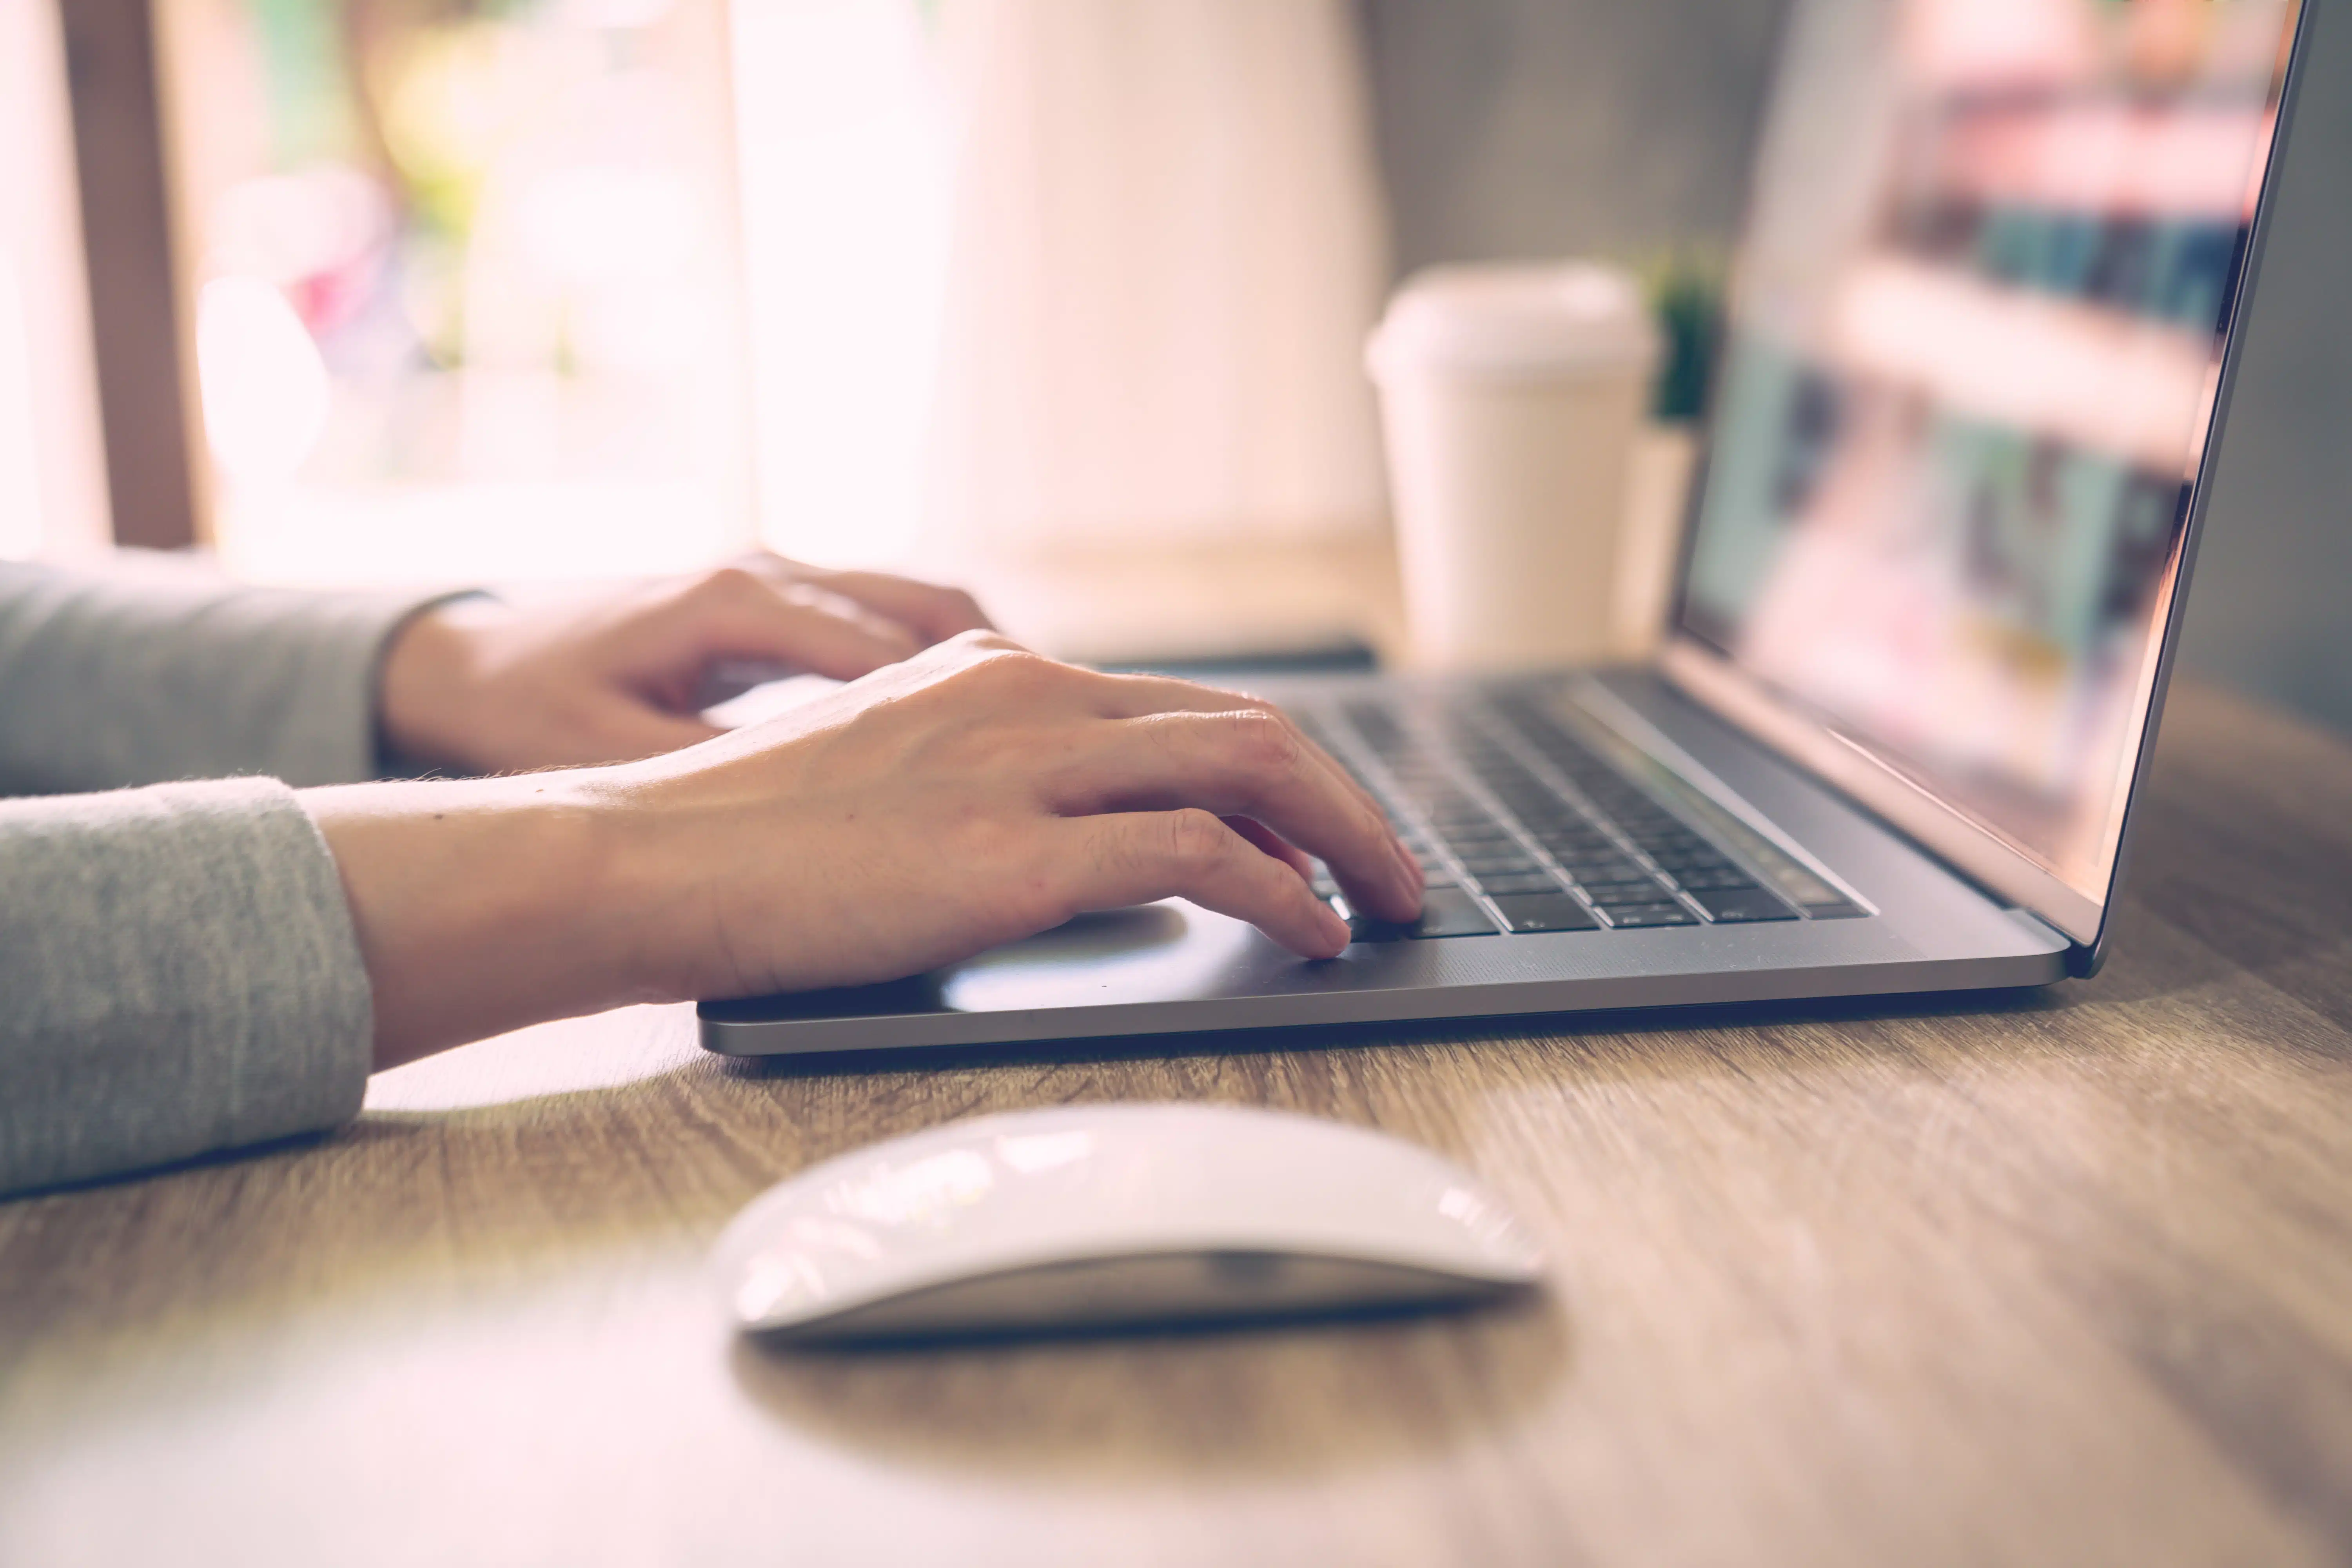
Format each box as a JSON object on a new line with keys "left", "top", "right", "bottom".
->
{"left": 163, "top": 0, "right": 766, "bottom": 586}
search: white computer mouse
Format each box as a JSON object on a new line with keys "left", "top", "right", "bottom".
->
{"left": 713, "top": 1102, "right": 1546, "bottom": 1342}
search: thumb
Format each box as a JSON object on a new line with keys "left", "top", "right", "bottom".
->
{"left": 572, "top": 690, "right": 729, "bottom": 763}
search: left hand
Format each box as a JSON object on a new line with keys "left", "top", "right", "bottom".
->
{"left": 376, "top": 555, "right": 993, "bottom": 773}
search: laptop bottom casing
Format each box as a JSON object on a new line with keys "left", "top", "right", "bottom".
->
{"left": 697, "top": 666, "right": 2073, "bottom": 1058}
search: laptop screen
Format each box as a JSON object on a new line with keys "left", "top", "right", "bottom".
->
{"left": 1677, "top": 0, "right": 2301, "bottom": 904}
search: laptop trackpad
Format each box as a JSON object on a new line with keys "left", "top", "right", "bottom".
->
{"left": 938, "top": 901, "right": 1267, "bottom": 1013}
{"left": 699, "top": 899, "right": 1312, "bottom": 1031}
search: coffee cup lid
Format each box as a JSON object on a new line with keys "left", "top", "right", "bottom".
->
{"left": 1367, "top": 262, "right": 1660, "bottom": 384}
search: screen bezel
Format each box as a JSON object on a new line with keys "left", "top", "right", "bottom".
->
{"left": 1657, "top": 0, "right": 2316, "bottom": 967}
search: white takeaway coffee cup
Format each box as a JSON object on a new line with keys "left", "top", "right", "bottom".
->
{"left": 1367, "top": 262, "right": 1661, "bottom": 671}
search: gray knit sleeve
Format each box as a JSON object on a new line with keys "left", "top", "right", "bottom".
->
{"left": 0, "top": 778, "right": 373, "bottom": 1194}
{"left": 0, "top": 556, "right": 461, "bottom": 795}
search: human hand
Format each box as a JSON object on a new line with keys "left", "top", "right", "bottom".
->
{"left": 309, "top": 632, "right": 1424, "bottom": 1066}
{"left": 376, "top": 555, "right": 993, "bottom": 773}
{"left": 595, "top": 632, "right": 1426, "bottom": 1004}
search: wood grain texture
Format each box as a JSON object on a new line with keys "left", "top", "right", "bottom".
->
{"left": 2, "top": 680, "right": 2348, "bottom": 1567}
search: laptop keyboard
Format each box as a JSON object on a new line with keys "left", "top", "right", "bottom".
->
{"left": 1292, "top": 691, "right": 1867, "bottom": 940}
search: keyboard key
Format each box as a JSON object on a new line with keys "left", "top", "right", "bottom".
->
{"left": 1555, "top": 849, "right": 1639, "bottom": 870}
{"left": 1573, "top": 864, "right": 1658, "bottom": 887}
{"left": 1689, "top": 887, "right": 1799, "bottom": 922}
{"left": 1473, "top": 871, "right": 1562, "bottom": 895}
{"left": 1601, "top": 903, "right": 1698, "bottom": 928}
{"left": 1320, "top": 696, "right": 1831, "bottom": 937}
{"left": 1490, "top": 893, "right": 1600, "bottom": 933}
{"left": 1454, "top": 852, "right": 1541, "bottom": 875}
{"left": 1649, "top": 849, "right": 1732, "bottom": 871}
{"left": 1581, "top": 886, "right": 1672, "bottom": 908}
{"left": 1447, "top": 836, "right": 1533, "bottom": 856}
{"left": 1802, "top": 898, "right": 1871, "bottom": 919}
{"left": 1345, "top": 886, "right": 1499, "bottom": 942}
{"left": 1672, "top": 867, "right": 1759, "bottom": 890}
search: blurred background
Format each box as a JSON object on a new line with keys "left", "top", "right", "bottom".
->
{"left": 0, "top": 0, "right": 2344, "bottom": 730}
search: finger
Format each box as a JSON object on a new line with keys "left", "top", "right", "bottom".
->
{"left": 1086, "top": 672, "right": 1399, "bottom": 835}
{"left": 1223, "top": 815, "right": 1315, "bottom": 882}
{"left": 777, "top": 582, "right": 926, "bottom": 666}
{"left": 1065, "top": 810, "right": 1353, "bottom": 958}
{"left": 806, "top": 569, "right": 996, "bottom": 641}
{"left": 669, "top": 571, "right": 922, "bottom": 685}
{"left": 1060, "top": 673, "right": 1419, "bottom": 902}
{"left": 1045, "top": 710, "right": 1421, "bottom": 922}
{"left": 741, "top": 556, "right": 996, "bottom": 643}
{"left": 1080, "top": 670, "right": 1278, "bottom": 722}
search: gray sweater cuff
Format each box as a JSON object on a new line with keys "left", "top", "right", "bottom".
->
{"left": 0, "top": 778, "right": 373, "bottom": 1194}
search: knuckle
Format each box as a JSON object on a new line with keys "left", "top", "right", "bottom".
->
{"left": 1212, "top": 686, "right": 1278, "bottom": 717}
{"left": 724, "top": 549, "right": 788, "bottom": 579}
{"left": 694, "top": 564, "right": 767, "bottom": 604}
{"left": 1161, "top": 807, "right": 1231, "bottom": 867}
{"left": 967, "top": 644, "right": 1060, "bottom": 690}
{"left": 947, "top": 628, "right": 1019, "bottom": 658}
{"left": 1218, "top": 708, "right": 1304, "bottom": 775}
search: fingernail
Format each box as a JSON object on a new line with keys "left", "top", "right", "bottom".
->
{"left": 1318, "top": 902, "right": 1353, "bottom": 953}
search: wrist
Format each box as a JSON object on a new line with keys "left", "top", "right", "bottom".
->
{"left": 570, "top": 760, "right": 752, "bottom": 1004}
{"left": 376, "top": 595, "right": 508, "bottom": 773}
{"left": 307, "top": 769, "right": 671, "bottom": 1069}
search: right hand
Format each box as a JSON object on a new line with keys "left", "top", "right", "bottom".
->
{"left": 599, "top": 631, "right": 1425, "bottom": 1002}
{"left": 312, "top": 632, "right": 1424, "bottom": 1066}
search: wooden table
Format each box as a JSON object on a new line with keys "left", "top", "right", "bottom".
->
{"left": 3, "top": 680, "right": 2348, "bottom": 1567}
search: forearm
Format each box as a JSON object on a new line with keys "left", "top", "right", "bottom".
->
{"left": 303, "top": 773, "right": 670, "bottom": 1070}
{"left": 0, "top": 557, "right": 460, "bottom": 795}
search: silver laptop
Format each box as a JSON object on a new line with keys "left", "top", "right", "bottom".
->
{"left": 703, "top": 0, "right": 2311, "bottom": 1058}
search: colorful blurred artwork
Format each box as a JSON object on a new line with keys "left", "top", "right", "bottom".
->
{"left": 161, "top": 0, "right": 755, "bottom": 581}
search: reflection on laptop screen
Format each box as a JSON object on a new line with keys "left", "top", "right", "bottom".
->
{"left": 1680, "top": 0, "right": 2299, "bottom": 900}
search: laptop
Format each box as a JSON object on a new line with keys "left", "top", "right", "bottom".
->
{"left": 702, "top": 0, "right": 2312, "bottom": 1058}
